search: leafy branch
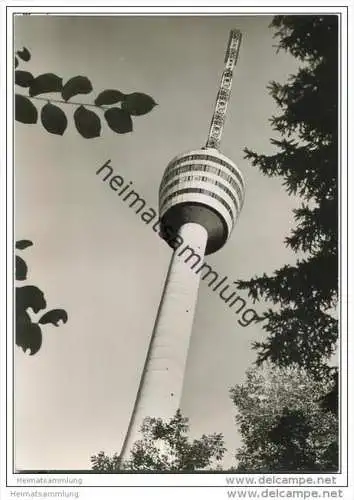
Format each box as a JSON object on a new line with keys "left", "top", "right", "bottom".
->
{"left": 14, "top": 47, "right": 157, "bottom": 138}
{"left": 20, "top": 95, "right": 112, "bottom": 109}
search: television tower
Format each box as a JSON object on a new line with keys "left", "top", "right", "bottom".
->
{"left": 120, "top": 29, "right": 245, "bottom": 463}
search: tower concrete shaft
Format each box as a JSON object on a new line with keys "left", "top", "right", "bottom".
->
{"left": 120, "top": 223, "right": 208, "bottom": 462}
{"left": 120, "top": 29, "right": 244, "bottom": 465}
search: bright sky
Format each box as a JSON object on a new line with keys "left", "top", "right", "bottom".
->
{"left": 14, "top": 14, "right": 300, "bottom": 470}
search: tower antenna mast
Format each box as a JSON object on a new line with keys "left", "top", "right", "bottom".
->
{"left": 205, "top": 29, "right": 242, "bottom": 150}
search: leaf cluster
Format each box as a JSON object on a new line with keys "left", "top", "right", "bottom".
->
{"left": 16, "top": 240, "right": 68, "bottom": 355}
{"left": 15, "top": 47, "right": 157, "bottom": 138}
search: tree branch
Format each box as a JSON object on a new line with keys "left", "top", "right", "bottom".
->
{"left": 17, "top": 93, "right": 110, "bottom": 109}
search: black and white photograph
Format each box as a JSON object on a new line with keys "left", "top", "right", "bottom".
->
{"left": 1, "top": 2, "right": 352, "bottom": 499}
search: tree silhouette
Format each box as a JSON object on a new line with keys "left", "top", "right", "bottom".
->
{"left": 230, "top": 364, "right": 338, "bottom": 472}
{"left": 16, "top": 240, "right": 68, "bottom": 355}
{"left": 236, "top": 16, "right": 338, "bottom": 378}
{"left": 319, "top": 369, "right": 338, "bottom": 416}
{"left": 15, "top": 47, "right": 157, "bottom": 138}
{"left": 91, "top": 410, "right": 226, "bottom": 472}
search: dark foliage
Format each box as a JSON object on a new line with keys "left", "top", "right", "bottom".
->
{"left": 232, "top": 16, "right": 339, "bottom": 473}
{"left": 104, "top": 108, "right": 133, "bottom": 134}
{"left": 231, "top": 365, "right": 338, "bottom": 472}
{"left": 73, "top": 105, "right": 101, "bottom": 138}
{"left": 41, "top": 103, "right": 68, "bottom": 135}
{"left": 267, "top": 405, "right": 338, "bottom": 472}
{"left": 267, "top": 409, "right": 320, "bottom": 471}
{"left": 14, "top": 47, "right": 157, "bottom": 138}
{"left": 237, "top": 15, "right": 338, "bottom": 377}
{"left": 62, "top": 76, "right": 92, "bottom": 101}
{"left": 91, "top": 410, "right": 225, "bottom": 472}
{"left": 319, "top": 368, "right": 339, "bottom": 416}
{"left": 15, "top": 240, "right": 68, "bottom": 355}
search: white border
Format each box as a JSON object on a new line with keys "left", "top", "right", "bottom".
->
{"left": 1, "top": 1, "right": 351, "bottom": 497}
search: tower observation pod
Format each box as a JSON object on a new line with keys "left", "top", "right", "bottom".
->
{"left": 120, "top": 30, "right": 245, "bottom": 463}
